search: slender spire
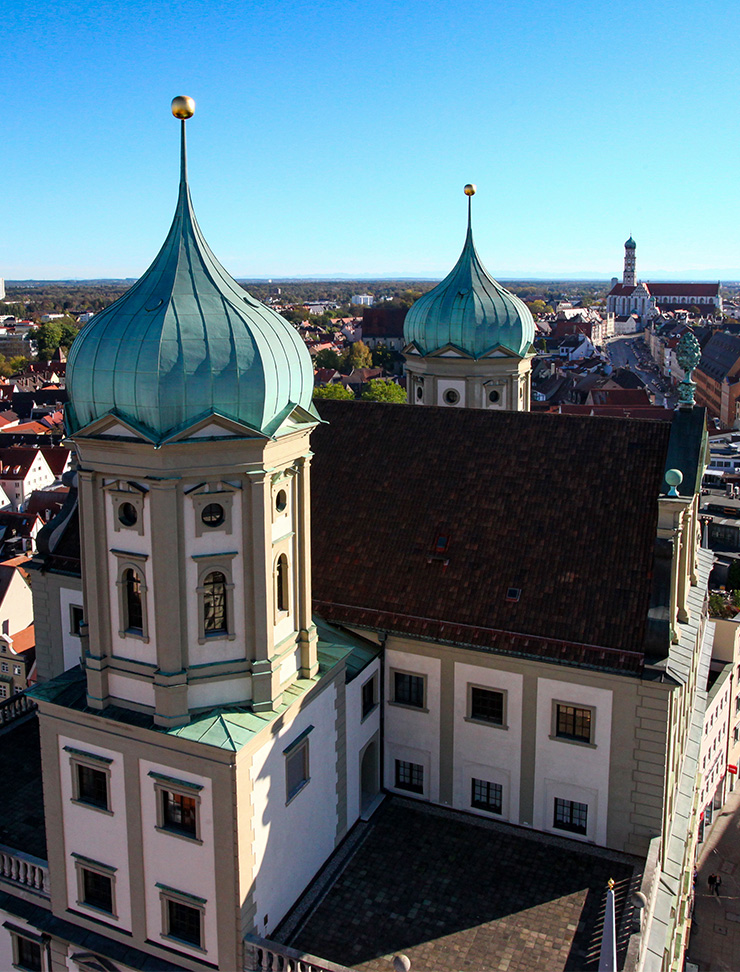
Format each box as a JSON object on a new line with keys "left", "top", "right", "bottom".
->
{"left": 598, "top": 878, "right": 617, "bottom": 972}
{"left": 171, "top": 95, "right": 195, "bottom": 187}
{"left": 464, "top": 183, "right": 476, "bottom": 238}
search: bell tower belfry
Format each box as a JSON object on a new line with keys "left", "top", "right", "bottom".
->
{"left": 623, "top": 236, "right": 637, "bottom": 287}
{"left": 403, "top": 185, "right": 535, "bottom": 411}
{"left": 66, "top": 97, "right": 320, "bottom": 727}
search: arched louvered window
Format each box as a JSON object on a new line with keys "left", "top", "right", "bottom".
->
{"left": 203, "top": 571, "right": 227, "bottom": 635}
{"left": 276, "top": 554, "right": 289, "bottom": 613}
{"left": 124, "top": 568, "right": 143, "bottom": 633}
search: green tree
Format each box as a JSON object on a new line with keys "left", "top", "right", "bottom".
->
{"left": 370, "top": 344, "right": 399, "bottom": 371}
{"left": 313, "top": 384, "right": 355, "bottom": 400}
{"left": 727, "top": 560, "right": 740, "bottom": 591}
{"left": 59, "top": 321, "right": 80, "bottom": 349}
{"left": 314, "top": 348, "right": 342, "bottom": 370}
{"left": 34, "top": 322, "right": 63, "bottom": 359}
{"left": 361, "top": 379, "right": 407, "bottom": 403}
{"left": 8, "top": 355, "right": 29, "bottom": 374}
{"left": 709, "top": 593, "right": 726, "bottom": 617}
{"left": 348, "top": 340, "right": 372, "bottom": 370}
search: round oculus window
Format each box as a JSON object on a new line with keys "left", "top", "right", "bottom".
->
{"left": 443, "top": 389, "right": 460, "bottom": 405}
{"left": 118, "top": 502, "right": 138, "bottom": 527}
{"left": 488, "top": 389, "right": 500, "bottom": 403}
{"left": 276, "top": 489, "right": 287, "bottom": 513}
{"left": 416, "top": 386, "right": 423, "bottom": 400}
{"left": 201, "top": 502, "right": 225, "bottom": 528}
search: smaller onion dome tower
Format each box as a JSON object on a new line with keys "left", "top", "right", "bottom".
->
{"left": 623, "top": 236, "right": 637, "bottom": 287}
{"left": 403, "top": 185, "right": 535, "bottom": 411}
{"left": 65, "top": 98, "right": 320, "bottom": 726}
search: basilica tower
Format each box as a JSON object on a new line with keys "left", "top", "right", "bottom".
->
{"left": 403, "top": 185, "right": 535, "bottom": 411}
{"left": 623, "top": 236, "right": 637, "bottom": 287}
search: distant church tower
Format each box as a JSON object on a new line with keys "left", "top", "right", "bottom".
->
{"left": 623, "top": 236, "right": 637, "bottom": 287}
{"left": 403, "top": 185, "right": 535, "bottom": 411}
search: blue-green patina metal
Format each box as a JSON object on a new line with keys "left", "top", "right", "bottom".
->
{"left": 403, "top": 197, "right": 535, "bottom": 359}
{"left": 66, "top": 122, "right": 314, "bottom": 440}
{"left": 624, "top": 236, "right": 636, "bottom": 250}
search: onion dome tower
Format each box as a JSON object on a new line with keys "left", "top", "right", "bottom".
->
{"left": 623, "top": 236, "right": 637, "bottom": 287}
{"left": 65, "top": 98, "right": 320, "bottom": 727}
{"left": 403, "top": 185, "right": 535, "bottom": 411}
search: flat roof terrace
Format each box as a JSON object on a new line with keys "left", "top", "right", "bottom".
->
{"left": 275, "top": 798, "right": 641, "bottom": 972}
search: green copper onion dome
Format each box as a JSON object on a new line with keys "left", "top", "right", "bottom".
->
{"left": 625, "top": 236, "right": 636, "bottom": 249}
{"left": 66, "top": 100, "right": 314, "bottom": 441}
{"left": 403, "top": 187, "right": 535, "bottom": 359}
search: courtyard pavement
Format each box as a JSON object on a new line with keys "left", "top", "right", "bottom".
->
{"left": 276, "top": 797, "right": 641, "bottom": 972}
{"left": 689, "top": 785, "right": 740, "bottom": 971}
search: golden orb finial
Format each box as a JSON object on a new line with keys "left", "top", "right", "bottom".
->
{"left": 171, "top": 96, "right": 195, "bottom": 120}
{"left": 608, "top": 878, "right": 615, "bottom": 891}
{"left": 464, "top": 183, "right": 477, "bottom": 196}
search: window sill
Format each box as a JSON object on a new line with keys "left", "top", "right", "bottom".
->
{"left": 197, "top": 632, "right": 236, "bottom": 645}
{"left": 465, "top": 717, "right": 508, "bottom": 731}
{"left": 155, "top": 825, "right": 202, "bottom": 846}
{"left": 119, "top": 629, "right": 150, "bottom": 644}
{"left": 75, "top": 901, "right": 119, "bottom": 922}
{"left": 388, "top": 701, "right": 428, "bottom": 713}
{"left": 71, "top": 798, "right": 113, "bottom": 816}
{"left": 160, "top": 933, "right": 207, "bottom": 954}
{"left": 549, "top": 734, "right": 596, "bottom": 749}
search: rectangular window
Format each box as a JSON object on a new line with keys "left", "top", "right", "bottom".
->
{"left": 13, "top": 665, "right": 21, "bottom": 676}
{"left": 162, "top": 790, "right": 198, "bottom": 837}
{"left": 469, "top": 686, "right": 505, "bottom": 725}
{"left": 16, "top": 936, "right": 42, "bottom": 972}
{"left": 167, "top": 899, "right": 202, "bottom": 947}
{"left": 70, "top": 605, "right": 84, "bottom": 636}
{"left": 158, "top": 884, "right": 206, "bottom": 951}
{"left": 555, "top": 703, "right": 593, "bottom": 743}
{"left": 66, "top": 747, "right": 112, "bottom": 814}
{"left": 392, "top": 671, "right": 425, "bottom": 708}
{"left": 283, "top": 729, "right": 313, "bottom": 803}
{"left": 77, "top": 764, "right": 109, "bottom": 810}
{"left": 0, "top": 685, "right": 6, "bottom": 699}
{"left": 361, "top": 674, "right": 377, "bottom": 718}
{"left": 395, "top": 759, "right": 424, "bottom": 794}
{"left": 149, "top": 772, "right": 203, "bottom": 842}
{"left": 1, "top": 662, "right": 8, "bottom": 672}
{"left": 553, "top": 797, "right": 588, "bottom": 835}
{"left": 471, "top": 778, "right": 502, "bottom": 814}
{"left": 73, "top": 856, "right": 116, "bottom": 916}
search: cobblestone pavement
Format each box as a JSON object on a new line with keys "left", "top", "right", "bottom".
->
{"left": 280, "top": 798, "right": 640, "bottom": 972}
{"left": 689, "top": 786, "right": 740, "bottom": 971}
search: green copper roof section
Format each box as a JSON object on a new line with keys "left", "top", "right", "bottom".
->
{"left": 403, "top": 193, "right": 535, "bottom": 359}
{"left": 66, "top": 114, "right": 314, "bottom": 440}
{"left": 625, "top": 236, "right": 636, "bottom": 249}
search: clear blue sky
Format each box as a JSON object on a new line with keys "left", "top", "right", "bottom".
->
{"left": 3, "top": 0, "right": 739, "bottom": 280}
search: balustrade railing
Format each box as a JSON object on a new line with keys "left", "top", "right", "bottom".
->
{"left": 244, "top": 934, "right": 354, "bottom": 972}
{"left": 0, "top": 844, "right": 49, "bottom": 898}
{"left": 0, "top": 691, "right": 37, "bottom": 727}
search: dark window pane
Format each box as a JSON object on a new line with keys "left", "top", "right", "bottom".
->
{"left": 125, "top": 569, "right": 143, "bottom": 632}
{"left": 553, "top": 797, "right": 588, "bottom": 834}
{"left": 286, "top": 746, "right": 308, "bottom": 799}
{"left": 395, "top": 759, "right": 424, "bottom": 793}
{"left": 276, "top": 556, "right": 289, "bottom": 612}
{"left": 394, "top": 672, "right": 424, "bottom": 708}
{"left": 201, "top": 503, "right": 224, "bottom": 527}
{"left": 16, "top": 937, "right": 42, "bottom": 972}
{"left": 556, "top": 704, "right": 591, "bottom": 742}
{"left": 78, "top": 764, "right": 108, "bottom": 809}
{"left": 203, "top": 571, "right": 227, "bottom": 634}
{"left": 168, "top": 899, "right": 201, "bottom": 947}
{"left": 470, "top": 688, "right": 504, "bottom": 724}
{"left": 362, "top": 678, "right": 376, "bottom": 717}
{"left": 83, "top": 868, "right": 113, "bottom": 913}
{"left": 471, "top": 778, "right": 502, "bottom": 814}
{"left": 163, "top": 790, "right": 197, "bottom": 836}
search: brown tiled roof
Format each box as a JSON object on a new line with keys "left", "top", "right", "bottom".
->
{"left": 39, "top": 447, "right": 70, "bottom": 477}
{"left": 588, "top": 389, "right": 652, "bottom": 407}
{"left": 310, "top": 401, "right": 673, "bottom": 656}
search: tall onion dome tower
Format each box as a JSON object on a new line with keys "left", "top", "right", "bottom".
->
{"left": 403, "top": 185, "right": 535, "bottom": 411}
{"left": 66, "top": 97, "right": 320, "bottom": 726}
{"left": 623, "top": 235, "right": 637, "bottom": 287}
